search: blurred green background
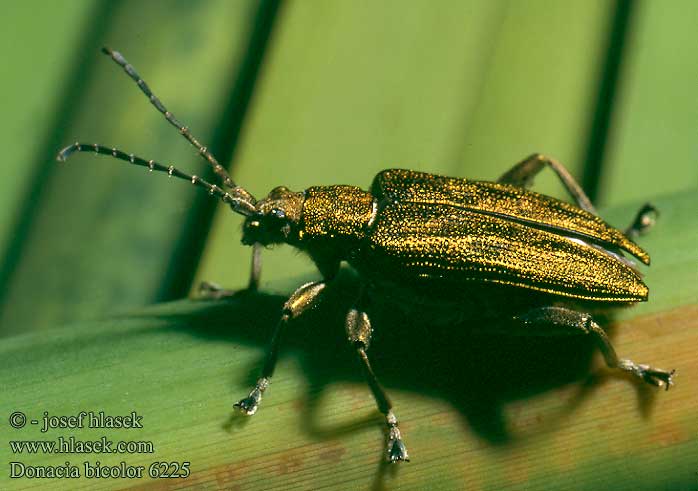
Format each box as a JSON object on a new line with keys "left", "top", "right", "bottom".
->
{"left": 0, "top": 1, "right": 696, "bottom": 490}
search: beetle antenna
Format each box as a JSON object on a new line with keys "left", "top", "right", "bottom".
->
{"left": 100, "top": 47, "right": 256, "bottom": 208}
{"left": 57, "top": 143, "right": 257, "bottom": 217}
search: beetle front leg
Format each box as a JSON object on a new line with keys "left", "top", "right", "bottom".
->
{"left": 199, "top": 244, "right": 263, "bottom": 298}
{"left": 514, "top": 306, "right": 675, "bottom": 389}
{"left": 234, "top": 280, "right": 327, "bottom": 415}
{"left": 346, "top": 302, "right": 409, "bottom": 463}
{"left": 498, "top": 154, "right": 597, "bottom": 214}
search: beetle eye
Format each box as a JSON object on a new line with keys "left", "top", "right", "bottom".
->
{"left": 271, "top": 208, "right": 286, "bottom": 219}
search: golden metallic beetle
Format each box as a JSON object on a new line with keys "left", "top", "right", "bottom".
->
{"left": 59, "top": 48, "right": 675, "bottom": 463}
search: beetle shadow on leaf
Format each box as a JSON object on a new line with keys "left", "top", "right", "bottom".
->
{"left": 146, "top": 269, "right": 635, "bottom": 450}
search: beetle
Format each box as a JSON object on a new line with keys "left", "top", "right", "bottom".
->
{"left": 58, "top": 48, "right": 675, "bottom": 463}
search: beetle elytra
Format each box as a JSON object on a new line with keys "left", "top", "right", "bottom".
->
{"left": 58, "top": 48, "right": 675, "bottom": 463}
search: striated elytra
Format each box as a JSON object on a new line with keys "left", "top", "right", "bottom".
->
{"left": 58, "top": 48, "right": 675, "bottom": 464}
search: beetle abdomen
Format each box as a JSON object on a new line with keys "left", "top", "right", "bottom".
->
{"left": 361, "top": 201, "right": 648, "bottom": 303}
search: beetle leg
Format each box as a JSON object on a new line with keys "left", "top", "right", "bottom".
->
{"left": 198, "top": 281, "right": 238, "bottom": 299}
{"left": 498, "top": 154, "right": 597, "bottom": 215}
{"left": 248, "top": 242, "right": 262, "bottom": 291}
{"left": 199, "top": 244, "right": 263, "bottom": 298}
{"left": 234, "top": 281, "right": 327, "bottom": 415}
{"left": 346, "top": 300, "right": 409, "bottom": 463}
{"left": 624, "top": 203, "right": 658, "bottom": 239}
{"left": 513, "top": 306, "right": 675, "bottom": 389}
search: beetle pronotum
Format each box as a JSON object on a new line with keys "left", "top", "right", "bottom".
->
{"left": 58, "top": 48, "right": 675, "bottom": 463}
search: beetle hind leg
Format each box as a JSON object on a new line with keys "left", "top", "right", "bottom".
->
{"left": 624, "top": 203, "right": 659, "bottom": 239}
{"left": 346, "top": 303, "right": 409, "bottom": 463}
{"left": 498, "top": 154, "right": 597, "bottom": 214}
{"left": 514, "top": 306, "right": 675, "bottom": 390}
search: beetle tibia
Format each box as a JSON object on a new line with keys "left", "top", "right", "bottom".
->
{"left": 234, "top": 377, "right": 269, "bottom": 415}
{"left": 618, "top": 360, "right": 676, "bottom": 391}
{"left": 386, "top": 411, "right": 409, "bottom": 463}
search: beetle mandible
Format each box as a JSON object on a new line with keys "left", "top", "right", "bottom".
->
{"left": 58, "top": 48, "right": 675, "bottom": 463}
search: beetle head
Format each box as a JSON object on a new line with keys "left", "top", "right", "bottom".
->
{"left": 242, "top": 186, "right": 305, "bottom": 246}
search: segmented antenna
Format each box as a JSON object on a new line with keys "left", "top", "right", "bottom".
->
{"left": 57, "top": 143, "right": 257, "bottom": 216}
{"left": 101, "top": 46, "right": 256, "bottom": 208}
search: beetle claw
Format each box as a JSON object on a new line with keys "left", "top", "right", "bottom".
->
{"left": 619, "top": 360, "right": 676, "bottom": 390}
{"left": 387, "top": 437, "right": 409, "bottom": 463}
{"left": 641, "top": 366, "right": 676, "bottom": 391}
{"left": 386, "top": 420, "right": 409, "bottom": 463}
{"left": 233, "top": 395, "right": 260, "bottom": 415}
{"left": 234, "top": 378, "right": 269, "bottom": 415}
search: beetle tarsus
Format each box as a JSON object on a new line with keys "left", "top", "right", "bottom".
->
{"left": 387, "top": 432, "right": 409, "bottom": 463}
{"left": 618, "top": 360, "right": 675, "bottom": 390}
{"left": 624, "top": 203, "right": 659, "bottom": 239}
{"left": 233, "top": 395, "right": 260, "bottom": 415}
{"left": 234, "top": 378, "right": 269, "bottom": 415}
{"left": 198, "top": 281, "right": 239, "bottom": 300}
{"left": 385, "top": 411, "right": 409, "bottom": 463}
